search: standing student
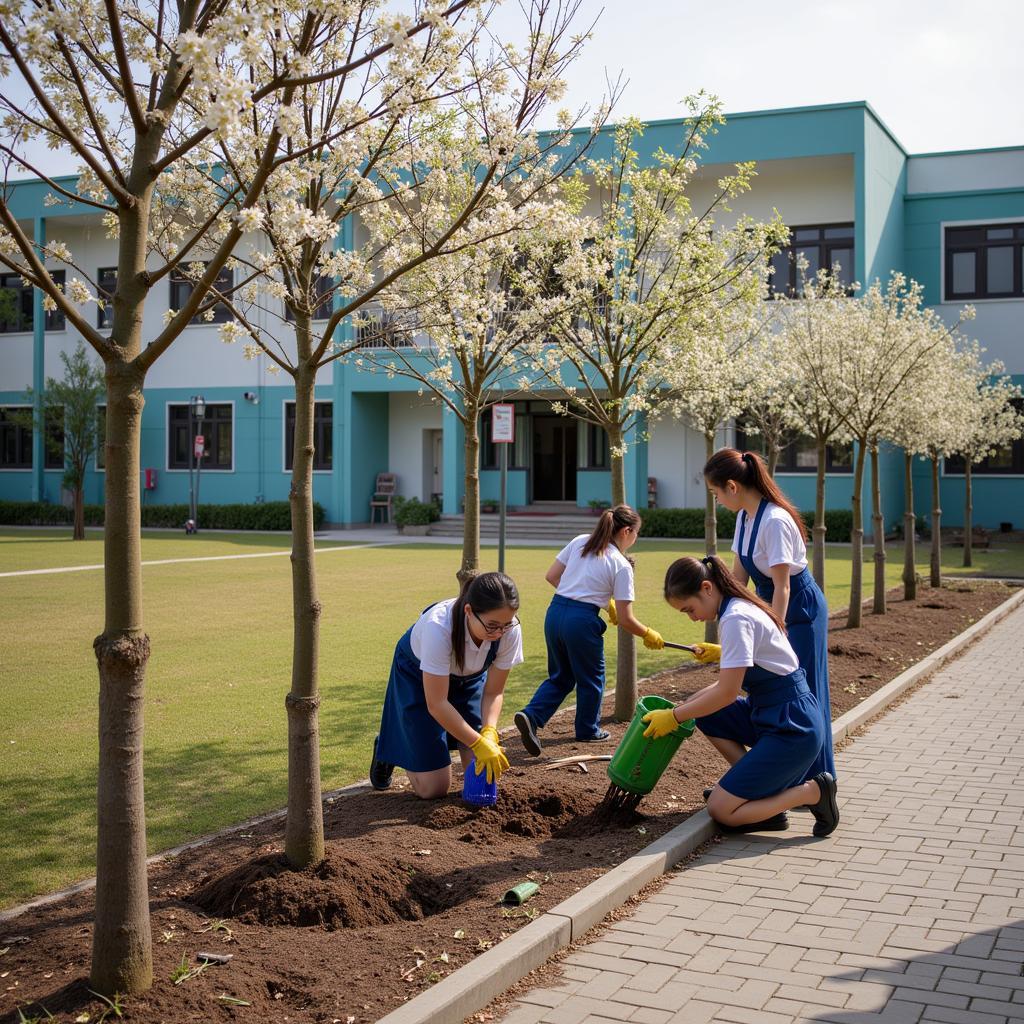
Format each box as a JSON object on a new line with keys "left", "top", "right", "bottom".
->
{"left": 703, "top": 448, "right": 835, "bottom": 781}
{"left": 514, "top": 504, "right": 664, "bottom": 756}
{"left": 370, "top": 572, "right": 523, "bottom": 799}
{"left": 642, "top": 555, "right": 838, "bottom": 836}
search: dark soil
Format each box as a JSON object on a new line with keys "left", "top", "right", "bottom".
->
{"left": 0, "top": 581, "right": 1014, "bottom": 1024}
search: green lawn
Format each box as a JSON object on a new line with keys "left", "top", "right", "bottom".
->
{"left": 2, "top": 529, "right": 1021, "bottom": 907}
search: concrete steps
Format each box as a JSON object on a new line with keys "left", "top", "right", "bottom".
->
{"left": 429, "top": 513, "right": 599, "bottom": 540}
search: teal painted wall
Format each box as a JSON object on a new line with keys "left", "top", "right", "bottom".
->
{"left": 863, "top": 117, "right": 907, "bottom": 285}
{"left": 479, "top": 468, "right": 528, "bottom": 506}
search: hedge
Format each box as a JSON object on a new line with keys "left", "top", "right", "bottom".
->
{"left": 0, "top": 500, "right": 324, "bottom": 531}
{"left": 640, "top": 506, "right": 853, "bottom": 543}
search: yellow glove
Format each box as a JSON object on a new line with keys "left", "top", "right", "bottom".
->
{"left": 692, "top": 643, "right": 722, "bottom": 664}
{"left": 642, "top": 627, "right": 664, "bottom": 650}
{"left": 642, "top": 707, "right": 680, "bottom": 739}
{"left": 606, "top": 598, "right": 618, "bottom": 626}
{"left": 479, "top": 725, "right": 501, "bottom": 747}
{"left": 470, "top": 733, "right": 510, "bottom": 784}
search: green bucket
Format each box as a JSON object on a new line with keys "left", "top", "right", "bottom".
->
{"left": 607, "top": 696, "right": 695, "bottom": 796}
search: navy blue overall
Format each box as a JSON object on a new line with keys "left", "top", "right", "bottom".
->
{"left": 521, "top": 594, "right": 607, "bottom": 740}
{"left": 696, "top": 595, "right": 826, "bottom": 800}
{"left": 376, "top": 605, "right": 500, "bottom": 773}
{"left": 732, "top": 499, "right": 834, "bottom": 779}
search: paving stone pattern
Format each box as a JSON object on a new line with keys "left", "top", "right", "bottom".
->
{"left": 498, "top": 605, "right": 1024, "bottom": 1024}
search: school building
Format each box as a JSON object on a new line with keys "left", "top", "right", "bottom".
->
{"left": 1, "top": 101, "right": 1022, "bottom": 531}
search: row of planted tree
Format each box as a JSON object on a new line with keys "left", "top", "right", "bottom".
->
{"left": 0, "top": 0, "right": 1020, "bottom": 999}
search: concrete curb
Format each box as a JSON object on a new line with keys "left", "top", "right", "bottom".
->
{"left": 375, "top": 582, "right": 1024, "bottom": 1024}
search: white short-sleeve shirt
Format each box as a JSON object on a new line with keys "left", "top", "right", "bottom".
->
{"left": 719, "top": 598, "right": 799, "bottom": 676}
{"left": 554, "top": 534, "right": 635, "bottom": 608}
{"left": 410, "top": 598, "right": 524, "bottom": 677}
{"left": 731, "top": 502, "right": 808, "bottom": 576}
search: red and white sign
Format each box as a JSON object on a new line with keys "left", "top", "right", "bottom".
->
{"left": 492, "top": 404, "right": 515, "bottom": 443}
{"left": 193, "top": 434, "right": 205, "bottom": 459}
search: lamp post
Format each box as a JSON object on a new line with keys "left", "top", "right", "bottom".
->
{"left": 188, "top": 394, "right": 206, "bottom": 532}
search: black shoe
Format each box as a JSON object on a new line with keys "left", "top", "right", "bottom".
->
{"left": 514, "top": 711, "right": 542, "bottom": 757}
{"left": 808, "top": 772, "right": 839, "bottom": 837}
{"left": 369, "top": 735, "right": 394, "bottom": 790}
{"left": 578, "top": 728, "right": 610, "bottom": 742}
{"left": 718, "top": 812, "right": 789, "bottom": 834}
{"left": 703, "top": 788, "right": 713, "bottom": 802}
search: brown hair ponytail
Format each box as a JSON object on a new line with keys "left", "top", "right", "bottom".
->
{"left": 450, "top": 571, "right": 520, "bottom": 672}
{"left": 581, "top": 503, "right": 641, "bottom": 558}
{"left": 703, "top": 448, "right": 808, "bottom": 541}
{"left": 664, "top": 555, "right": 787, "bottom": 633}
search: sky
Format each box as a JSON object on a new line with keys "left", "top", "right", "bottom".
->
{"left": 4, "top": 0, "right": 1021, "bottom": 180}
{"left": 495, "top": 0, "right": 1024, "bottom": 154}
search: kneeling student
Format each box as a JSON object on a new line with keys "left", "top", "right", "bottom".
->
{"left": 370, "top": 572, "right": 522, "bottom": 799}
{"left": 641, "top": 555, "right": 839, "bottom": 837}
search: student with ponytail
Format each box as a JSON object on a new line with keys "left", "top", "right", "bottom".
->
{"left": 370, "top": 572, "right": 523, "bottom": 799}
{"left": 514, "top": 504, "right": 663, "bottom": 756}
{"left": 703, "top": 447, "right": 835, "bottom": 781}
{"left": 642, "top": 555, "right": 838, "bottom": 837}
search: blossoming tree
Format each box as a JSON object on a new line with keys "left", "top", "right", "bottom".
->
{"left": 0, "top": 0, "right": 486, "bottom": 995}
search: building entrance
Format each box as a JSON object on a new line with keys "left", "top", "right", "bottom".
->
{"left": 532, "top": 415, "right": 577, "bottom": 502}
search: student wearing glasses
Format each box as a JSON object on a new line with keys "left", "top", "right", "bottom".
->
{"left": 514, "top": 504, "right": 664, "bottom": 756}
{"left": 370, "top": 571, "right": 524, "bottom": 799}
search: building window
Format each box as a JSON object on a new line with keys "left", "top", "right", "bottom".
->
{"left": 736, "top": 421, "right": 853, "bottom": 473}
{"left": 583, "top": 423, "right": 610, "bottom": 469}
{"left": 769, "top": 224, "right": 855, "bottom": 297}
{"left": 0, "top": 407, "right": 33, "bottom": 468}
{"left": 169, "top": 263, "right": 233, "bottom": 324}
{"left": 945, "top": 223, "right": 1024, "bottom": 300}
{"left": 355, "top": 309, "right": 410, "bottom": 349}
{"left": 97, "top": 268, "right": 117, "bottom": 329}
{"left": 0, "top": 270, "right": 67, "bottom": 332}
{"left": 168, "top": 403, "right": 233, "bottom": 470}
{"left": 285, "top": 274, "right": 334, "bottom": 322}
{"left": 480, "top": 403, "right": 528, "bottom": 469}
{"left": 284, "top": 401, "right": 333, "bottom": 471}
{"left": 44, "top": 406, "right": 64, "bottom": 469}
{"left": 945, "top": 400, "right": 1024, "bottom": 474}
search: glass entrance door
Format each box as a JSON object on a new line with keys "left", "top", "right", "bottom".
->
{"left": 532, "top": 416, "right": 577, "bottom": 501}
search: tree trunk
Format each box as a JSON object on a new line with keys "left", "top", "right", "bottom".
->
{"left": 871, "top": 445, "right": 886, "bottom": 615}
{"left": 608, "top": 422, "right": 636, "bottom": 723}
{"left": 847, "top": 438, "right": 867, "bottom": 628}
{"left": 703, "top": 430, "right": 718, "bottom": 644}
{"left": 963, "top": 462, "right": 973, "bottom": 568}
{"left": 90, "top": 364, "right": 152, "bottom": 996}
{"left": 767, "top": 445, "right": 779, "bottom": 477}
{"left": 459, "top": 407, "right": 481, "bottom": 586}
{"left": 902, "top": 452, "right": 916, "bottom": 601}
{"left": 812, "top": 435, "right": 827, "bottom": 589}
{"left": 930, "top": 455, "right": 942, "bottom": 587}
{"left": 73, "top": 485, "right": 85, "bottom": 541}
{"left": 284, "top": 364, "right": 325, "bottom": 869}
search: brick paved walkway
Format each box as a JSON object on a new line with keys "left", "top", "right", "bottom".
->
{"left": 498, "top": 604, "right": 1024, "bottom": 1024}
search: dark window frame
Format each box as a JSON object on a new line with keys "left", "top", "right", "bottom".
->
{"left": 480, "top": 403, "right": 529, "bottom": 470}
{"left": 945, "top": 399, "right": 1024, "bottom": 475}
{"left": 735, "top": 421, "right": 853, "bottom": 474}
{"left": 44, "top": 405, "right": 64, "bottom": 469}
{"left": 582, "top": 422, "right": 610, "bottom": 470}
{"left": 284, "top": 400, "right": 333, "bottom": 471}
{"left": 169, "top": 263, "right": 233, "bottom": 324}
{"left": 97, "top": 267, "right": 117, "bottom": 329}
{"left": 0, "top": 270, "right": 67, "bottom": 333}
{"left": 944, "top": 222, "right": 1024, "bottom": 301}
{"left": 167, "top": 402, "right": 234, "bottom": 471}
{"left": 769, "top": 223, "right": 855, "bottom": 298}
{"left": 284, "top": 273, "right": 334, "bottom": 322}
{"left": 0, "top": 406, "right": 34, "bottom": 468}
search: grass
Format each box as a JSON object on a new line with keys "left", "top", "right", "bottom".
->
{"left": 2, "top": 527, "right": 1021, "bottom": 907}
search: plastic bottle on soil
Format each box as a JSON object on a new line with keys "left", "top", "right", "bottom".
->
{"left": 462, "top": 757, "right": 498, "bottom": 807}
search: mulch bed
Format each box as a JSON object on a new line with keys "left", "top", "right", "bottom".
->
{"left": 0, "top": 580, "right": 1015, "bottom": 1024}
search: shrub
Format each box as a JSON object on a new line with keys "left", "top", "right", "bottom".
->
{"left": 639, "top": 506, "right": 853, "bottom": 542}
{"left": 0, "top": 499, "right": 324, "bottom": 531}
{"left": 393, "top": 496, "right": 441, "bottom": 527}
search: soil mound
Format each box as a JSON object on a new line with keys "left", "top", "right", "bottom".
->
{"left": 191, "top": 847, "right": 455, "bottom": 929}
{"left": 422, "top": 786, "right": 591, "bottom": 842}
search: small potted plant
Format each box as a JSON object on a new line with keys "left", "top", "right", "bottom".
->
{"left": 481, "top": 500, "right": 498, "bottom": 514}
{"left": 394, "top": 497, "right": 436, "bottom": 536}
{"left": 588, "top": 498, "right": 611, "bottom": 516}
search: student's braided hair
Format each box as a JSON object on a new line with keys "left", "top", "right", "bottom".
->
{"left": 451, "top": 571, "right": 520, "bottom": 672}
{"left": 663, "top": 555, "right": 786, "bottom": 633}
